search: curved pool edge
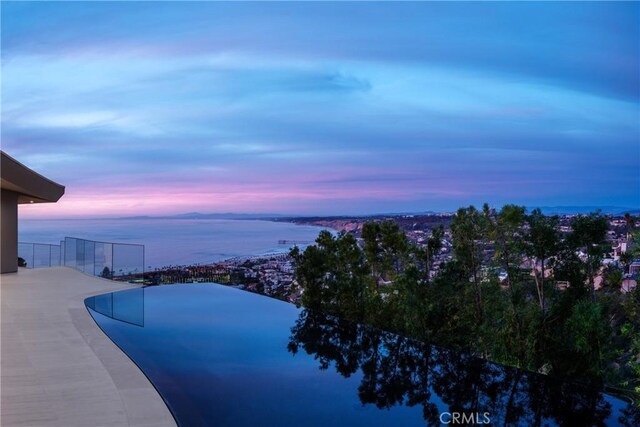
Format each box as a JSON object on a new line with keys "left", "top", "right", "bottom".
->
{"left": 68, "top": 284, "right": 177, "bottom": 427}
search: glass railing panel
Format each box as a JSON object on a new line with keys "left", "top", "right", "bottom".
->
{"left": 17, "top": 237, "right": 143, "bottom": 280}
{"left": 50, "top": 245, "right": 61, "bottom": 267}
{"left": 65, "top": 237, "right": 77, "bottom": 268}
{"left": 94, "top": 242, "right": 114, "bottom": 279}
{"left": 33, "top": 244, "right": 51, "bottom": 268}
{"left": 17, "top": 243, "right": 62, "bottom": 269}
{"left": 58, "top": 237, "right": 144, "bottom": 281}
{"left": 76, "top": 238, "right": 86, "bottom": 272}
{"left": 113, "top": 243, "right": 144, "bottom": 278}
{"left": 84, "top": 240, "right": 95, "bottom": 275}
{"left": 18, "top": 243, "right": 34, "bottom": 268}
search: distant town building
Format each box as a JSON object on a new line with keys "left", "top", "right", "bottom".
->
{"left": 630, "top": 261, "right": 640, "bottom": 276}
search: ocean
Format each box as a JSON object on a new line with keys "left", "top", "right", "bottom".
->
{"left": 18, "top": 218, "right": 328, "bottom": 270}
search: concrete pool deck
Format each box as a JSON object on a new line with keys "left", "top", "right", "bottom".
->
{"left": 0, "top": 267, "right": 176, "bottom": 427}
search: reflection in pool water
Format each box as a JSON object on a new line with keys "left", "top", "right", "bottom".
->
{"left": 85, "top": 284, "right": 637, "bottom": 427}
{"left": 86, "top": 287, "right": 144, "bottom": 327}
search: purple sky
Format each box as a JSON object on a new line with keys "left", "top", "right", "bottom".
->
{"left": 2, "top": 2, "right": 639, "bottom": 218}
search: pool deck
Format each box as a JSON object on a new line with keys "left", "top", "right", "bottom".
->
{"left": 0, "top": 267, "right": 176, "bottom": 427}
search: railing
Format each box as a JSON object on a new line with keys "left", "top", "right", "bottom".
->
{"left": 18, "top": 242, "right": 62, "bottom": 268}
{"left": 62, "top": 237, "right": 144, "bottom": 280}
{"left": 18, "top": 237, "right": 144, "bottom": 281}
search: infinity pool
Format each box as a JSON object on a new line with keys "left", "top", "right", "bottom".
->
{"left": 86, "top": 284, "right": 636, "bottom": 427}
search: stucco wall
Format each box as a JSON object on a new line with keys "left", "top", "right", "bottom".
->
{"left": 1, "top": 189, "right": 18, "bottom": 274}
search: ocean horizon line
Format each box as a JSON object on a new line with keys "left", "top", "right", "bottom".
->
{"left": 19, "top": 204, "right": 640, "bottom": 221}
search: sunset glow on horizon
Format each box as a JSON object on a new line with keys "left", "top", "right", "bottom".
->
{"left": 2, "top": 2, "right": 639, "bottom": 218}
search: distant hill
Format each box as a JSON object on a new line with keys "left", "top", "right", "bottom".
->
{"left": 117, "top": 211, "right": 450, "bottom": 221}
{"left": 532, "top": 206, "right": 640, "bottom": 215}
{"left": 117, "top": 212, "right": 289, "bottom": 220}
{"left": 115, "top": 207, "right": 639, "bottom": 222}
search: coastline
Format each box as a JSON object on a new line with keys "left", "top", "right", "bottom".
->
{"left": 18, "top": 217, "right": 330, "bottom": 270}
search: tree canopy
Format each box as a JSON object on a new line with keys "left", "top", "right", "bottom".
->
{"left": 291, "top": 206, "right": 640, "bottom": 406}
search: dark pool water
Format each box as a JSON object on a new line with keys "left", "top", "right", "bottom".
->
{"left": 86, "top": 284, "right": 637, "bottom": 427}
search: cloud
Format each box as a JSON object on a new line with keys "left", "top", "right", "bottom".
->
{"left": 2, "top": 2, "right": 639, "bottom": 217}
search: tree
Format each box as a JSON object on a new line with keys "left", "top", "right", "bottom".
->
{"left": 488, "top": 204, "right": 528, "bottom": 364}
{"left": 567, "top": 213, "right": 609, "bottom": 302}
{"left": 450, "top": 206, "right": 487, "bottom": 322}
{"left": 333, "top": 232, "right": 373, "bottom": 320}
{"left": 621, "top": 252, "right": 633, "bottom": 275}
{"left": 525, "top": 208, "right": 560, "bottom": 312}
{"left": 492, "top": 205, "right": 527, "bottom": 289}
{"left": 100, "top": 266, "right": 112, "bottom": 279}
{"left": 423, "top": 225, "right": 444, "bottom": 283}
{"left": 362, "top": 220, "right": 410, "bottom": 285}
{"left": 290, "top": 236, "right": 331, "bottom": 311}
{"left": 629, "top": 229, "right": 640, "bottom": 258}
{"left": 362, "top": 222, "right": 383, "bottom": 283}
{"left": 617, "top": 285, "right": 640, "bottom": 406}
{"left": 562, "top": 301, "right": 608, "bottom": 378}
{"left": 290, "top": 208, "right": 640, "bottom": 403}
{"left": 624, "top": 213, "right": 636, "bottom": 239}
{"left": 291, "top": 231, "right": 372, "bottom": 320}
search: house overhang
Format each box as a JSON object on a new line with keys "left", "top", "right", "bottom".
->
{"left": 1, "top": 151, "right": 65, "bottom": 203}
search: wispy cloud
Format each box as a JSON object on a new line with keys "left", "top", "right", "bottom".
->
{"left": 2, "top": 2, "right": 638, "bottom": 217}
